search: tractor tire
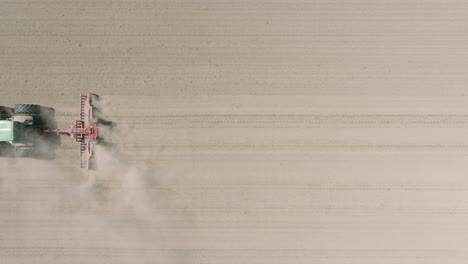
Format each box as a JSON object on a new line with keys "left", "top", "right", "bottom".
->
{"left": 0, "top": 106, "right": 13, "bottom": 120}
{"left": 14, "top": 147, "right": 34, "bottom": 158}
{"left": 14, "top": 104, "right": 40, "bottom": 115}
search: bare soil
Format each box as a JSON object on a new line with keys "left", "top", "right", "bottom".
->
{"left": 1, "top": 1, "right": 468, "bottom": 263}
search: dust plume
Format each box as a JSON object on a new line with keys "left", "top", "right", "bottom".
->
{"left": 0, "top": 105, "right": 187, "bottom": 263}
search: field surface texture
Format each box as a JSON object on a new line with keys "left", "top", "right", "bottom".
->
{"left": 1, "top": 1, "right": 468, "bottom": 263}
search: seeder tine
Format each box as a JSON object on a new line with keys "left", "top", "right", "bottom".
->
{"left": 79, "top": 142, "right": 87, "bottom": 168}
{"left": 80, "top": 142, "right": 86, "bottom": 152}
{"left": 80, "top": 156, "right": 86, "bottom": 168}
{"left": 79, "top": 95, "right": 87, "bottom": 121}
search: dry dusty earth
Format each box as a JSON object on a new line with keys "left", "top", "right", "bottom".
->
{"left": 2, "top": 1, "right": 468, "bottom": 263}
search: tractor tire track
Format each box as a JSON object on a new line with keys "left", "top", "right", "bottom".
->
{"left": 55, "top": 114, "right": 468, "bottom": 128}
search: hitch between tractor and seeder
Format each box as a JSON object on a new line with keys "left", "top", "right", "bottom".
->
{"left": 48, "top": 92, "right": 115, "bottom": 170}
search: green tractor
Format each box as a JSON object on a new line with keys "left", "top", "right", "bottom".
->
{"left": 0, "top": 93, "right": 114, "bottom": 169}
{"left": 0, "top": 104, "right": 59, "bottom": 159}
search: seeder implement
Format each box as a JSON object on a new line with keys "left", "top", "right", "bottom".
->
{"left": 49, "top": 92, "right": 114, "bottom": 169}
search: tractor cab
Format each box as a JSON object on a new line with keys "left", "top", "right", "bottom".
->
{"left": 0, "top": 120, "right": 29, "bottom": 145}
{"left": 0, "top": 120, "right": 14, "bottom": 143}
{"left": 0, "top": 104, "right": 59, "bottom": 158}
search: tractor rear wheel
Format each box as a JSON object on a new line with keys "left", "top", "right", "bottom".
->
{"left": 14, "top": 147, "right": 34, "bottom": 158}
{"left": 14, "top": 104, "right": 40, "bottom": 115}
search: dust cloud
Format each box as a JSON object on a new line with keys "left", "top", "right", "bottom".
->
{"left": 0, "top": 114, "right": 183, "bottom": 262}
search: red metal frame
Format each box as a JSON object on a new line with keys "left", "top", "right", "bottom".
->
{"left": 50, "top": 92, "right": 100, "bottom": 169}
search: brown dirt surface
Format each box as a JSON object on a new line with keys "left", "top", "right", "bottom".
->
{"left": 1, "top": 1, "right": 468, "bottom": 263}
